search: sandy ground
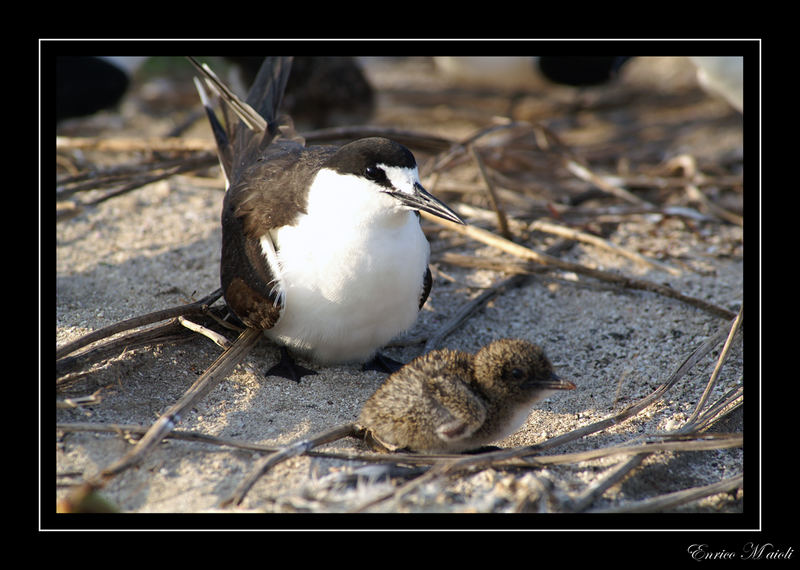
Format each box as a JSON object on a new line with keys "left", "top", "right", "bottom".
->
{"left": 54, "top": 56, "right": 747, "bottom": 526}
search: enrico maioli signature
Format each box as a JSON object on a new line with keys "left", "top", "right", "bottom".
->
{"left": 688, "top": 543, "right": 794, "bottom": 561}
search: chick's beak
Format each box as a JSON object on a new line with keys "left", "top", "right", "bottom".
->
{"left": 534, "top": 372, "right": 577, "bottom": 391}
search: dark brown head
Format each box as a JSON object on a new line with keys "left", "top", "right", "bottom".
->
{"left": 472, "top": 339, "right": 576, "bottom": 404}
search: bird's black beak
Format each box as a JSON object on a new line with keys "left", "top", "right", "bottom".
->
{"left": 532, "top": 372, "right": 577, "bottom": 391}
{"left": 386, "top": 182, "right": 465, "bottom": 225}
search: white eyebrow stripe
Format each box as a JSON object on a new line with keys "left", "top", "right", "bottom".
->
{"left": 379, "top": 164, "right": 420, "bottom": 194}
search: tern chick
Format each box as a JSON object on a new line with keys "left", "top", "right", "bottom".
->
{"left": 359, "top": 339, "right": 576, "bottom": 454}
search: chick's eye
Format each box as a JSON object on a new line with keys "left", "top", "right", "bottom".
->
{"left": 365, "top": 165, "right": 386, "bottom": 182}
{"left": 510, "top": 368, "right": 525, "bottom": 380}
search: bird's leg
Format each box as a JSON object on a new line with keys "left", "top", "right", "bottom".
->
{"left": 362, "top": 352, "right": 405, "bottom": 374}
{"left": 265, "top": 346, "right": 318, "bottom": 382}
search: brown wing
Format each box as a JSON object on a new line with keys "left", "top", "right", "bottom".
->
{"left": 220, "top": 142, "right": 337, "bottom": 329}
{"left": 191, "top": 57, "right": 322, "bottom": 330}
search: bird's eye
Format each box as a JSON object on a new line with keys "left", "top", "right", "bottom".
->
{"left": 365, "top": 165, "right": 385, "bottom": 182}
{"left": 510, "top": 368, "right": 525, "bottom": 380}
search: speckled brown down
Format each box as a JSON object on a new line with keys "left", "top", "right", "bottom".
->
{"left": 359, "top": 339, "right": 576, "bottom": 453}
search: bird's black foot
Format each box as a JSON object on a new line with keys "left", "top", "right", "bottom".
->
{"left": 363, "top": 352, "right": 405, "bottom": 374}
{"left": 265, "top": 347, "right": 318, "bottom": 382}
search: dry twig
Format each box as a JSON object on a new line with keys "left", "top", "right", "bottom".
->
{"left": 56, "top": 289, "right": 223, "bottom": 362}
{"left": 470, "top": 144, "right": 512, "bottom": 239}
{"left": 590, "top": 473, "right": 743, "bottom": 513}
{"left": 423, "top": 274, "right": 530, "bottom": 352}
{"left": 529, "top": 219, "right": 682, "bottom": 276}
{"left": 65, "top": 327, "right": 263, "bottom": 503}
{"left": 685, "top": 305, "right": 743, "bottom": 425}
{"left": 56, "top": 136, "right": 216, "bottom": 153}
{"left": 424, "top": 213, "right": 737, "bottom": 320}
{"left": 223, "top": 423, "right": 366, "bottom": 507}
